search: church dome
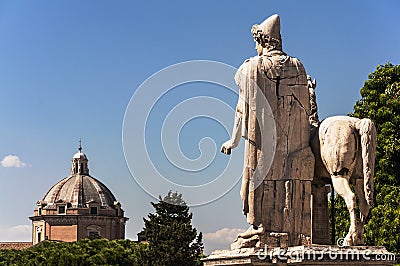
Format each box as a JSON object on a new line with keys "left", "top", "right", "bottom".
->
{"left": 30, "top": 144, "right": 128, "bottom": 245}
{"left": 42, "top": 175, "right": 117, "bottom": 208}
{"left": 39, "top": 145, "right": 119, "bottom": 209}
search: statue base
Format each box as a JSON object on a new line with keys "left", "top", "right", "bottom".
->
{"left": 202, "top": 245, "right": 396, "bottom": 265}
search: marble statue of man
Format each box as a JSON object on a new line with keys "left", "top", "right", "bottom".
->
{"left": 221, "top": 14, "right": 315, "bottom": 247}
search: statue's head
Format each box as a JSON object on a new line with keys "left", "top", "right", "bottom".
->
{"left": 252, "top": 14, "right": 282, "bottom": 54}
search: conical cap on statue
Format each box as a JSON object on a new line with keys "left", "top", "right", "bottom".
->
{"left": 259, "top": 14, "right": 281, "bottom": 40}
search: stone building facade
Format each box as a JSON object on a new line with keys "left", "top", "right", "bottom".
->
{"left": 29, "top": 146, "right": 128, "bottom": 244}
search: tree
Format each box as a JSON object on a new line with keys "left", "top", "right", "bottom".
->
{"left": 142, "top": 191, "right": 203, "bottom": 266}
{"left": 192, "top": 232, "right": 204, "bottom": 257}
{"left": 333, "top": 63, "right": 400, "bottom": 253}
{"left": 191, "top": 232, "right": 205, "bottom": 264}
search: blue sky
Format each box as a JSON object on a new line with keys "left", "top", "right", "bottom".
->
{"left": 0, "top": 0, "right": 399, "bottom": 254}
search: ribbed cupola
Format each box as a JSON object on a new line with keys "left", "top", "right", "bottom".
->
{"left": 70, "top": 144, "right": 89, "bottom": 175}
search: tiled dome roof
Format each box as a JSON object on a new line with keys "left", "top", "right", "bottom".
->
{"left": 42, "top": 174, "right": 117, "bottom": 208}
{"left": 40, "top": 146, "right": 118, "bottom": 209}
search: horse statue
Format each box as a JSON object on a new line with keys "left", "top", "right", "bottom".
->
{"left": 309, "top": 78, "right": 376, "bottom": 246}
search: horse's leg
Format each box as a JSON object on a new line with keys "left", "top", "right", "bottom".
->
{"left": 354, "top": 179, "right": 369, "bottom": 224}
{"left": 331, "top": 175, "right": 357, "bottom": 246}
{"left": 354, "top": 178, "right": 369, "bottom": 244}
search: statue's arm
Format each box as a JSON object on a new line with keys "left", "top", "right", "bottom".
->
{"left": 221, "top": 102, "right": 243, "bottom": 155}
{"left": 221, "top": 62, "right": 248, "bottom": 155}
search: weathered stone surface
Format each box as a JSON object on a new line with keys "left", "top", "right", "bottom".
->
{"left": 221, "top": 13, "right": 314, "bottom": 249}
{"left": 220, "top": 12, "right": 378, "bottom": 255}
{"left": 311, "top": 183, "right": 330, "bottom": 245}
{"left": 203, "top": 245, "right": 396, "bottom": 265}
{"left": 311, "top": 116, "right": 377, "bottom": 246}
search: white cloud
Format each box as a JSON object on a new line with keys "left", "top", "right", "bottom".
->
{"left": 0, "top": 225, "right": 31, "bottom": 242}
{"left": 203, "top": 227, "right": 244, "bottom": 255}
{"left": 1, "top": 155, "right": 30, "bottom": 168}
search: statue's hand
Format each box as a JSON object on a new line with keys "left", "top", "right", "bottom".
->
{"left": 221, "top": 140, "right": 233, "bottom": 155}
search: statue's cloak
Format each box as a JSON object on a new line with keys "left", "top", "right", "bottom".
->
{"left": 234, "top": 51, "right": 311, "bottom": 225}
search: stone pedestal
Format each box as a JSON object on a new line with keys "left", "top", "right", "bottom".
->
{"left": 203, "top": 245, "right": 396, "bottom": 265}
{"left": 311, "top": 183, "right": 330, "bottom": 244}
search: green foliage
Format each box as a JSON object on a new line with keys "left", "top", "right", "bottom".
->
{"left": 332, "top": 63, "right": 400, "bottom": 253}
{"left": 329, "top": 193, "right": 350, "bottom": 243}
{"left": 0, "top": 238, "right": 148, "bottom": 265}
{"left": 143, "top": 191, "right": 203, "bottom": 266}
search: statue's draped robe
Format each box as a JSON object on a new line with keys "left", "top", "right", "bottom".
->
{"left": 235, "top": 50, "right": 314, "bottom": 243}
